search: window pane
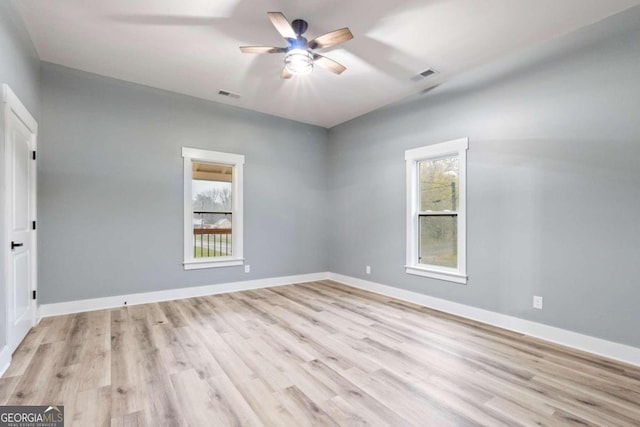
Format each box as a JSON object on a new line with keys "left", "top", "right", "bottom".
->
{"left": 419, "top": 156, "right": 459, "bottom": 212}
{"left": 192, "top": 162, "right": 232, "bottom": 258}
{"left": 419, "top": 215, "right": 457, "bottom": 268}
{"left": 192, "top": 213, "right": 232, "bottom": 258}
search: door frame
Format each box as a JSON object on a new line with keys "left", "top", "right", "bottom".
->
{"left": 0, "top": 84, "right": 38, "bottom": 370}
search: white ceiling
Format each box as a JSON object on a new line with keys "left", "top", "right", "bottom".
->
{"left": 14, "top": 0, "right": 640, "bottom": 128}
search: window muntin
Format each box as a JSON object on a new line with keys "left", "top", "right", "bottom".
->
{"left": 405, "top": 138, "right": 468, "bottom": 284}
{"left": 182, "top": 148, "right": 244, "bottom": 270}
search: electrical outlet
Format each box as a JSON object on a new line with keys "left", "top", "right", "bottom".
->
{"left": 366, "top": 265, "right": 371, "bottom": 274}
{"left": 533, "top": 296, "right": 543, "bottom": 310}
{"left": 244, "top": 265, "right": 250, "bottom": 273}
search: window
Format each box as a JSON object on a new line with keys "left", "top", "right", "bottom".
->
{"left": 182, "top": 147, "right": 244, "bottom": 270}
{"left": 405, "top": 138, "right": 468, "bottom": 284}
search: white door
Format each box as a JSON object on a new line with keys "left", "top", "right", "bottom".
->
{"left": 4, "top": 88, "right": 37, "bottom": 355}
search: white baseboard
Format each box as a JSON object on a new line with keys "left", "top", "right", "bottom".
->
{"left": 38, "top": 272, "right": 330, "bottom": 318}
{"left": 0, "top": 345, "right": 10, "bottom": 377}
{"left": 34, "top": 270, "right": 640, "bottom": 368}
{"left": 328, "top": 273, "right": 640, "bottom": 367}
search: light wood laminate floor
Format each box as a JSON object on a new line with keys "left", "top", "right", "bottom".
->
{"left": 1, "top": 280, "right": 640, "bottom": 426}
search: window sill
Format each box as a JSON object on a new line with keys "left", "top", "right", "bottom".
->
{"left": 405, "top": 265, "right": 467, "bottom": 284}
{"left": 184, "top": 258, "right": 244, "bottom": 270}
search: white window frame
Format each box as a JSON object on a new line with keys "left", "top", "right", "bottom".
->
{"left": 405, "top": 137, "right": 468, "bottom": 284}
{"left": 182, "top": 147, "right": 244, "bottom": 270}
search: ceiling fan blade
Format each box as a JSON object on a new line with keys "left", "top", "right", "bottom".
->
{"left": 267, "top": 12, "right": 297, "bottom": 39}
{"left": 240, "top": 46, "right": 286, "bottom": 54}
{"left": 308, "top": 28, "right": 353, "bottom": 49}
{"left": 313, "top": 54, "right": 347, "bottom": 75}
{"left": 281, "top": 67, "right": 293, "bottom": 79}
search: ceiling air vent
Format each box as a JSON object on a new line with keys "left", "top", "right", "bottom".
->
{"left": 218, "top": 90, "right": 241, "bottom": 99}
{"left": 410, "top": 68, "right": 438, "bottom": 82}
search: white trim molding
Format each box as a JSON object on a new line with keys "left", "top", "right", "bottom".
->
{"left": 182, "top": 147, "right": 245, "bottom": 270}
{"left": 0, "top": 345, "right": 11, "bottom": 377}
{"left": 38, "top": 272, "right": 330, "bottom": 318}
{"left": 404, "top": 265, "right": 467, "bottom": 284}
{"left": 327, "top": 273, "right": 640, "bottom": 367}
{"left": 1, "top": 84, "right": 38, "bottom": 366}
{"left": 405, "top": 137, "right": 468, "bottom": 284}
{"left": 1, "top": 85, "right": 38, "bottom": 133}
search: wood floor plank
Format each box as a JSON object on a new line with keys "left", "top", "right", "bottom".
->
{"left": 171, "top": 325, "right": 226, "bottom": 379}
{"left": 40, "top": 314, "right": 74, "bottom": 344}
{"left": 203, "top": 373, "right": 265, "bottom": 427}
{"left": 169, "top": 369, "right": 224, "bottom": 427}
{"left": 0, "top": 376, "right": 20, "bottom": 404}
{"left": 60, "top": 313, "right": 90, "bottom": 367}
{"left": 194, "top": 325, "right": 256, "bottom": 384}
{"left": 322, "top": 395, "right": 371, "bottom": 426}
{"left": 301, "top": 359, "right": 415, "bottom": 426}
{"left": 138, "top": 376, "right": 185, "bottom": 427}
{"left": 2, "top": 280, "right": 639, "bottom": 426}
{"left": 339, "top": 366, "right": 476, "bottom": 427}
{"left": 69, "top": 384, "right": 112, "bottom": 427}
{"left": 277, "top": 385, "right": 338, "bottom": 427}
{"left": 110, "top": 411, "right": 146, "bottom": 427}
{"left": 234, "top": 378, "right": 299, "bottom": 426}
{"left": 2, "top": 326, "right": 48, "bottom": 378}
{"left": 157, "top": 301, "right": 188, "bottom": 329}
{"left": 474, "top": 363, "right": 632, "bottom": 426}
{"left": 220, "top": 330, "right": 294, "bottom": 392}
{"left": 244, "top": 301, "right": 354, "bottom": 371}
{"left": 6, "top": 341, "right": 66, "bottom": 405}
{"left": 40, "top": 363, "right": 80, "bottom": 409}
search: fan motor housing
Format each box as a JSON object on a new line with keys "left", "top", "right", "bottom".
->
{"left": 287, "top": 36, "right": 308, "bottom": 50}
{"left": 291, "top": 19, "right": 308, "bottom": 36}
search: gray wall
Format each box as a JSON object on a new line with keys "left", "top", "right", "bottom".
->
{"left": 0, "top": 3, "right": 40, "bottom": 351}
{"left": 327, "top": 8, "right": 640, "bottom": 348}
{"left": 39, "top": 63, "right": 328, "bottom": 304}
{"left": 13, "top": 3, "right": 640, "bottom": 351}
{"left": 0, "top": 3, "right": 40, "bottom": 118}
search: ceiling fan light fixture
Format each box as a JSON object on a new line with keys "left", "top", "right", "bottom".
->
{"left": 241, "top": 13, "right": 351, "bottom": 78}
{"left": 284, "top": 49, "right": 313, "bottom": 75}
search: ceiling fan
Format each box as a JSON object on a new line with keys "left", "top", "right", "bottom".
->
{"left": 240, "top": 12, "right": 353, "bottom": 79}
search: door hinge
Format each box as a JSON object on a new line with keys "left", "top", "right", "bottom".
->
{"left": 32, "top": 151, "right": 36, "bottom": 160}
{"left": 32, "top": 220, "right": 36, "bottom": 230}
{"left": 32, "top": 290, "right": 36, "bottom": 300}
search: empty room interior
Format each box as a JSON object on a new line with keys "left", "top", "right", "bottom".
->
{"left": 1, "top": 0, "right": 640, "bottom": 425}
